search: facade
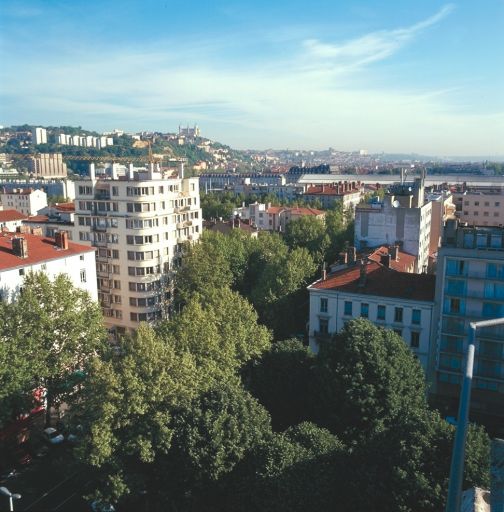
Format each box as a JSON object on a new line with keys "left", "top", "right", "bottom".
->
{"left": 426, "top": 191, "right": 456, "bottom": 257}
{"left": 23, "top": 203, "right": 76, "bottom": 239}
{"left": 452, "top": 190, "right": 504, "bottom": 227}
{"left": 0, "top": 180, "right": 76, "bottom": 201}
{"left": 429, "top": 221, "right": 504, "bottom": 426}
{"left": 354, "top": 178, "right": 432, "bottom": 273}
{"left": 301, "top": 181, "right": 362, "bottom": 210}
{"left": 27, "top": 153, "right": 68, "bottom": 178}
{"left": 0, "top": 210, "right": 28, "bottom": 231}
{"left": 0, "top": 229, "right": 97, "bottom": 302}
{"left": 31, "top": 127, "right": 47, "bottom": 145}
{"left": 308, "top": 259, "right": 435, "bottom": 370}
{"left": 73, "top": 163, "right": 202, "bottom": 334}
{"left": 0, "top": 188, "right": 47, "bottom": 216}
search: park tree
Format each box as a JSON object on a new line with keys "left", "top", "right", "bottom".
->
{"left": 157, "top": 286, "right": 271, "bottom": 383}
{"left": 225, "top": 422, "right": 347, "bottom": 512}
{"left": 244, "top": 338, "right": 317, "bottom": 431}
{"left": 1, "top": 272, "right": 106, "bottom": 425}
{"left": 73, "top": 323, "right": 199, "bottom": 503}
{"left": 284, "top": 216, "right": 330, "bottom": 264}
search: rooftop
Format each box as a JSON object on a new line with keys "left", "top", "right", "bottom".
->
{"left": 266, "top": 206, "right": 325, "bottom": 216}
{"left": 367, "top": 245, "right": 417, "bottom": 273}
{"left": 0, "top": 209, "right": 28, "bottom": 222}
{"left": 305, "top": 183, "right": 360, "bottom": 196}
{"left": 311, "top": 261, "right": 435, "bottom": 302}
{"left": 0, "top": 232, "right": 95, "bottom": 271}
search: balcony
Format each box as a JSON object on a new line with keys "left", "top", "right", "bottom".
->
{"left": 94, "top": 192, "right": 111, "bottom": 200}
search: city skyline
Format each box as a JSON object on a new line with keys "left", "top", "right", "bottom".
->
{"left": 1, "top": 0, "right": 503, "bottom": 156}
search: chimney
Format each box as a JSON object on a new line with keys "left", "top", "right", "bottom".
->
{"left": 111, "top": 164, "right": 119, "bottom": 180}
{"left": 55, "top": 230, "right": 69, "bottom": 250}
{"left": 322, "top": 262, "right": 327, "bottom": 281}
{"left": 128, "top": 163, "right": 135, "bottom": 180}
{"left": 390, "top": 245, "right": 399, "bottom": 261}
{"left": 491, "top": 438, "right": 504, "bottom": 512}
{"left": 380, "top": 253, "right": 391, "bottom": 268}
{"left": 358, "top": 259, "right": 367, "bottom": 287}
{"left": 16, "top": 225, "right": 30, "bottom": 234}
{"left": 347, "top": 246, "right": 356, "bottom": 264}
{"left": 339, "top": 251, "right": 348, "bottom": 265}
{"left": 89, "top": 163, "right": 96, "bottom": 181}
{"left": 31, "top": 227, "right": 43, "bottom": 236}
{"left": 12, "top": 236, "right": 28, "bottom": 258}
{"left": 179, "top": 161, "right": 185, "bottom": 179}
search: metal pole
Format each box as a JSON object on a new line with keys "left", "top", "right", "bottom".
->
{"left": 445, "top": 317, "right": 504, "bottom": 512}
{"left": 446, "top": 324, "right": 475, "bottom": 512}
{"left": 9, "top": 495, "right": 13, "bottom": 512}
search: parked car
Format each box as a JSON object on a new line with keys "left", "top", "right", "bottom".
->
{"left": 43, "top": 427, "right": 64, "bottom": 445}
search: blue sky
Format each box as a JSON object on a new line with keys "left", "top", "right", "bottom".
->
{"left": 1, "top": 0, "right": 503, "bottom": 156}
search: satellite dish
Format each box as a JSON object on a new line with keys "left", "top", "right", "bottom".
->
{"left": 392, "top": 200, "right": 401, "bottom": 208}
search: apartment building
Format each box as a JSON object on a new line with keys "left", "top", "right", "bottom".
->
{"left": 429, "top": 221, "right": 504, "bottom": 426}
{"left": 73, "top": 163, "right": 202, "bottom": 335}
{"left": 354, "top": 177, "right": 432, "bottom": 273}
{"left": 0, "top": 229, "right": 97, "bottom": 302}
{"left": 301, "top": 181, "right": 362, "bottom": 210}
{"left": 452, "top": 190, "right": 504, "bottom": 227}
{"left": 308, "top": 257, "right": 435, "bottom": 370}
{"left": 27, "top": 153, "right": 68, "bottom": 178}
{"left": 0, "top": 210, "right": 28, "bottom": 231}
{"left": 31, "top": 127, "right": 47, "bottom": 145}
{"left": 0, "top": 188, "right": 47, "bottom": 216}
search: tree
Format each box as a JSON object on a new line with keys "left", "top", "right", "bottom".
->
{"left": 225, "top": 422, "right": 347, "bottom": 512}
{"left": 73, "top": 323, "right": 199, "bottom": 503}
{"left": 244, "top": 338, "right": 317, "bottom": 431}
{"left": 2, "top": 272, "right": 106, "bottom": 425}
{"left": 284, "top": 216, "right": 330, "bottom": 264}
{"left": 159, "top": 380, "right": 272, "bottom": 509}
{"left": 157, "top": 287, "right": 272, "bottom": 383}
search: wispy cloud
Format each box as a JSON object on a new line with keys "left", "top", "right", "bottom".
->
{"left": 302, "top": 4, "right": 455, "bottom": 68}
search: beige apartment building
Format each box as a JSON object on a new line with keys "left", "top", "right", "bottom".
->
{"left": 73, "top": 163, "right": 202, "bottom": 336}
{"left": 452, "top": 191, "right": 504, "bottom": 227}
{"left": 28, "top": 153, "right": 68, "bottom": 178}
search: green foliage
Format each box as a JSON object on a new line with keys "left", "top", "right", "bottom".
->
{"left": 244, "top": 338, "right": 317, "bottom": 431}
{"left": 0, "top": 272, "right": 106, "bottom": 424}
{"left": 284, "top": 215, "right": 330, "bottom": 264}
{"left": 158, "top": 287, "right": 272, "bottom": 383}
{"left": 226, "top": 422, "right": 347, "bottom": 512}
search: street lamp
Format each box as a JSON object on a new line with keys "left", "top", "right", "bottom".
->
{"left": 445, "top": 317, "right": 504, "bottom": 512}
{"left": 0, "top": 487, "right": 22, "bottom": 512}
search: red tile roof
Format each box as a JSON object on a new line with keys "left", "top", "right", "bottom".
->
{"left": 305, "top": 184, "right": 360, "bottom": 196}
{"left": 367, "top": 246, "right": 417, "bottom": 272}
{"left": 0, "top": 232, "right": 95, "bottom": 271}
{"left": 266, "top": 206, "right": 325, "bottom": 216}
{"left": 311, "top": 261, "right": 435, "bottom": 302}
{"left": 0, "top": 210, "right": 28, "bottom": 222}
{"left": 54, "top": 203, "right": 75, "bottom": 212}
{"left": 24, "top": 215, "right": 49, "bottom": 223}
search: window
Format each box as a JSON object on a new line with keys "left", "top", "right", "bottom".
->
{"left": 474, "top": 201, "right": 480, "bottom": 206}
{"left": 446, "top": 259, "right": 466, "bottom": 276}
{"left": 377, "top": 305, "right": 386, "bottom": 320}
{"left": 393, "top": 329, "right": 402, "bottom": 338}
{"left": 344, "top": 301, "right": 352, "bottom": 316}
{"left": 410, "top": 331, "right": 420, "bottom": 348}
{"left": 80, "top": 269, "right": 86, "bottom": 282}
{"left": 394, "top": 307, "right": 403, "bottom": 323}
{"left": 19, "top": 268, "right": 25, "bottom": 276}
{"left": 412, "top": 309, "right": 421, "bottom": 325}
{"left": 318, "top": 318, "right": 329, "bottom": 335}
{"left": 360, "top": 303, "right": 369, "bottom": 318}
{"left": 320, "top": 298, "right": 328, "bottom": 313}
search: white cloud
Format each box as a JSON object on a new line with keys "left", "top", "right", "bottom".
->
{"left": 302, "top": 4, "right": 455, "bottom": 69}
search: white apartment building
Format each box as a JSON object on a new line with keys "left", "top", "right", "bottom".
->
{"left": 452, "top": 190, "right": 504, "bottom": 227}
{"left": 0, "top": 229, "right": 97, "bottom": 302}
{"left": 0, "top": 188, "right": 48, "bottom": 216}
{"left": 31, "top": 127, "right": 47, "bottom": 145}
{"left": 301, "top": 181, "right": 362, "bottom": 210}
{"left": 354, "top": 178, "right": 432, "bottom": 273}
{"left": 73, "top": 163, "right": 202, "bottom": 335}
{"left": 308, "top": 259, "right": 436, "bottom": 371}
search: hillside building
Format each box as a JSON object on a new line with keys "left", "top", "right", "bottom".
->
{"left": 0, "top": 188, "right": 47, "bottom": 216}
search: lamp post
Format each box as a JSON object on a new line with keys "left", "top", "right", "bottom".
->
{"left": 0, "top": 487, "right": 22, "bottom": 512}
{"left": 445, "top": 317, "right": 504, "bottom": 512}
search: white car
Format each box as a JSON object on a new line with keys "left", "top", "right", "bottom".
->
{"left": 43, "top": 427, "right": 65, "bottom": 445}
